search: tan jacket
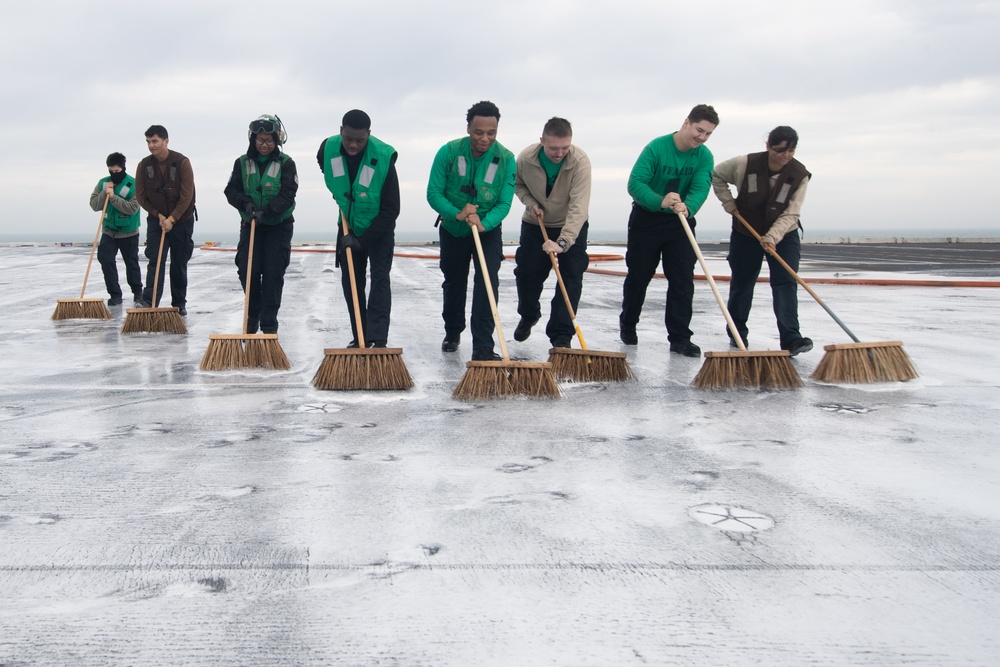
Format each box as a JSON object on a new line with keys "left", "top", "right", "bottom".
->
{"left": 514, "top": 143, "right": 591, "bottom": 248}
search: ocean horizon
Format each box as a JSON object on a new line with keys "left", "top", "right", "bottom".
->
{"left": 5, "top": 226, "right": 998, "bottom": 246}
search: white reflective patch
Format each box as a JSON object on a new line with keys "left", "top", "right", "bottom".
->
{"left": 776, "top": 182, "right": 791, "bottom": 204}
{"left": 266, "top": 162, "right": 281, "bottom": 178}
{"left": 359, "top": 165, "right": 375, "bottom": 188}
{"left": 119, "top": 185, "right": 131, "bottom": 197}
{"left": 747, "top": 174, "right": 758, "bottom": 194}
{"left": 331, "top": 156, "right": 345, "bottom": 178}
{"left": 246, "top": 161, "right": 258, "bottom": 175}
{"left": 457, "top": 156, "right": 467, "bottom": 177}
{"left": 484, "top": 161, "right": 498, "bottom": 185}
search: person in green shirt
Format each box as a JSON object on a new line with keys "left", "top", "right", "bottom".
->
{"left": 619, "top": 104, "right": 719, "bottom": 357}
{"left": 426, "top": 100, "right": 516, "bottom": 361}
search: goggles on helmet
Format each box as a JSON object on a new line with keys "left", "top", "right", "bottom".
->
{"left": 250, "top": 118, "right": 279, "bottom": 135}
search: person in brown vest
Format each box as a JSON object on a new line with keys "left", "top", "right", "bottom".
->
{"left": 711, "top": 126, "right": 812, "bottom": 356}
{"left": 135, "top": 125, "right": 197, "bottom": 315}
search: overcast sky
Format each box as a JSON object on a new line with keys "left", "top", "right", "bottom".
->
{"left": 7, "top": 0, "right": 998, "bottom": 242}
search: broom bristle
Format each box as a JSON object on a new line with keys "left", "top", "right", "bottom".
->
{"left": 693, "top": 350, "right": 803, "bottom": 390}
{"left": 200, "top": 334, "right": 290, "bottom": 371}
{"left": 811, "top": 341, "right": 917, "bottom": 383}
{"left": 452, "top": 361, "right": 560, "bottom": 400}
{"left": 548, "top": 348, "right": 636, "bottom": 382}
{"left": 52, "top": 298, "right": 112, "bottom": 320}
{"left": 120, "top": 307, "right": 188, "bottom": 334}
{"left": 312, "top": 348, "right": 413, "bottom": 390}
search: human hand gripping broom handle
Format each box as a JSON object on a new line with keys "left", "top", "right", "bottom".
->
{"left": 469, "top": 224, "right": 511, "bottom": 361}
{"left": 242, "top": 216, "right": 257, "bottom": 335}
{"left": 340, "top": 211, "right": 366, "bottom": 348}
{"left": 80, "top": 196, "right": 111, "bottom": 298}
{"left": 535, "top": 211, "right": 587, "bottom": 350}
{"left": 732, "top": 210, "right": 861, "bottom": 343}
{"left": 676, "top": 211, "right": 748, "bottom": 351}
{"left": 150, "top": 225, "right": 168, "bottom": 309}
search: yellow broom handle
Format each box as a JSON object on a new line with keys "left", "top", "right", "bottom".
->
{"left": 151, "top": 226, "right": 167, "bottom": 309}
{"left": 535, "top": 212, "right": 588, "bottom": 350}
{"left": 732, "top": 210, "right": 861, "bottom": 343}
{"left": 80, "top": 196, "right": 111, "bottom": 298}
{"left": 340, "top": 211, "right": 366, "bottom": 348}
{"left": 469, "top": 224, "right": 510, "bottom": 361}
{"left": 676, "top": 212, "right": 747, "bottom": 351}
{"left": 242, "top": 217, "right": 257, "bottom": 334}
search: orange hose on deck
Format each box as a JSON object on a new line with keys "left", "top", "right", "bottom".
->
{"left": 199, "top": 246, "right": 1000, "bottom": 288}
{"left": 585, "top": 267, "right": 1000, "bottom": 288}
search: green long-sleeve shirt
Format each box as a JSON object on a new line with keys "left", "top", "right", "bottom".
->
{"left": 426, "top": 137, "right": 516, "bottom": 237}
{"left": 627, "top": 133, "right": 714, "bottom": 216}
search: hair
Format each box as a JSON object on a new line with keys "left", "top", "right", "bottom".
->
{"left": 342, "top": 109, "right": 372, "bottom": 131}
{"left": 144, "top": 125, "right": 169, "bottom": 140}
{"left": 542, "top": 117, "right": 572, "bottom": 138}
{"left": 466, "top": 100, "right": 501, "bottom": 124}
{"left": 767, "top": 126, "right": 799, "bottom": 149}
{"left": 106, "top": 152, "right": 126, "bottom": 169}
{"left": 687, "top": 104, "right": 719, "bottom": 126}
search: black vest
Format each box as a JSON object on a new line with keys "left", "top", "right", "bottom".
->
{"left": 734, "top": 152, "right": 810, "bottom": 237}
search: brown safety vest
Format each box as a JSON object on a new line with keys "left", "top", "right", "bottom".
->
{"left": 139, "top": 150, "right": 196, "bottom": 221}
{"left": 733, "top": 152, "right": 810, "bottom": 237}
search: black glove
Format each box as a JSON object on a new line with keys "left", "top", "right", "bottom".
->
{"left": 244, "top": 201, "right": 255, "bottom": 216}
{"left": 339, "top": 233, "right": 363, "bottom": 253}
{"left": 251, "top": 209, "right": 266, "bottom": 225}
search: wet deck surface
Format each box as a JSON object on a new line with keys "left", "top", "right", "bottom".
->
{"left": 2, "top": 244, "right": 998, "bottom": 665}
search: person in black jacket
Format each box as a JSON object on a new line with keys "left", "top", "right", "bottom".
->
{"left": 316, "top": 109, "right": 400, "bottom": 348}
{"left": 224, "top": 114, "right": 298, "bottom": 334}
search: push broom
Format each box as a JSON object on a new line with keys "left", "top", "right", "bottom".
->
{"left": 120, "top": 226, "right": 187, "bottom": 334}
{"left": 535, "top": 212, "right": 634, "bottom": 382}
{"left": 52, "top": 196, "right": 113, "bottom": 320}
{"left": 452, "top": 224, "right": 560, "bottom": 400}
{"left": 731, "top": 211, "right": 917, "bottom": 383}
{"left": 679, "top": 211, "right": 802, "bottom": 390}
{"left": 311, "top": 211, "right": 412, "bottom": 390}
{"left": 200, "top": 216, "right": 290, "bottom": 371}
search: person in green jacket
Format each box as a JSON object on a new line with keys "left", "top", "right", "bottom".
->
{"left": 88, "top": 152, "right": 143, "bottom": 306}
{"left": 426, "top": 100, "right": 516, "bottom": 361}
{"left": 224, "top": 114, "right": 298, "bottom": 334}
{"left": 619, "top": 104, "right": 719, "bottom": 357}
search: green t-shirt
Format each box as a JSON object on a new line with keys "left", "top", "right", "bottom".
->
{"left": 539, "top": 149, "right": 563, "bottom": 194}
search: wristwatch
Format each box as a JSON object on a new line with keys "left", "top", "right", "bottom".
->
{"left": 557, "top": 238, "right": 568, "bottom": 250}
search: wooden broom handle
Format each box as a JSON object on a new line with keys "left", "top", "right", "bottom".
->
{"left": 242, "top": 216, "right": 257, "bottom": 334}
{"left": 676, "top": 212, "right": 747, "bottom": 350}
{"left": 732, "top": 210, "right": 860, "bottom": 343}
{"left": 340, "top": 211, "right": 366, "bottom": 348}
{"left": 150, "top": 225, "right": 167, "bottom": 309}
{"left": 469, "top": 224, "right": 510, "bottom": 361}
{"left": 80, "top": 196, "right": 111, "bottom": 298}
{"left": 535, "top": 212, "right": 588, "bottom": 350}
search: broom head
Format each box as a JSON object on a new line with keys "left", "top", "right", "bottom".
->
{"left": 312, "top": 347, "right": 413, "bottom": 390}
{"left": 120, "top": 307, "right": 188, "bottom": 334}
{"left": 811, "top": 341, "right": 917, "bottom": 383}
{"left": 200, "top": 333, "right": 291, "bottom": 371}
{"left": 547, "top": 347, "right": 636, "bottom": 383}
{"left": 52, "top": 298, "right": 112, "bottom": 320}
{"left": 693, "top": 349, "right": 803, "bottom": 390}
{"left": 453, "top": 360, "right": 560, "bottom": 400}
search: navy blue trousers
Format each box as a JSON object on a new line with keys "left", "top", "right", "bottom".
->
{"left": 725, "top": 229, "right": 803, "bottom": 347}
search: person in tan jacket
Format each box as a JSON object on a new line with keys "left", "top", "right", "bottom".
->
{"left": 711, "top": 125, "right": 812, "bottom": 355}
{"left": 512, "top": 117, "right": 592, "bottom": 348}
